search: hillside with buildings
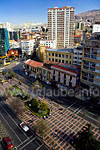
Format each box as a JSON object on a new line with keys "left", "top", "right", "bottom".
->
{"left": 75, "top": 9, "right": 100, "bottom": 23}
{"left": 15, "top": 22, "right": 47, "bottom": 29}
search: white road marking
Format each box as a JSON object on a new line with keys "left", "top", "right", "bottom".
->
{"left": 19, "top": 137, "right": 36, "bottom": 150}
{"left": 0, "top": 104, "right": 28, "bottom": 138}
{"left": 0, "top": 112, "right": 22, "bottom": 143}
{"left": 76, "top": 107, "right": 85, "bottom": 115}
{"left": 17, "top": 135, "right": 33, "bottom": 148}
{"left": 80, "top": 111, "right": 100, "bottom": 124}
{"left": 36, "top": 143, "right": 44, "bottom": 150}
{"left": 87, "top": 111, "right": 100, "bottom": 119}
{"left": 67, "top": 101, "right": 78, "bottom": 110}
{"left": 73, "top": 106, "right": 82, "bottom": 113}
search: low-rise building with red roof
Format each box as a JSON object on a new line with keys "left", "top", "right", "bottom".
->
{"left": 51, "top": 64, "right": 80, "bottom": 87}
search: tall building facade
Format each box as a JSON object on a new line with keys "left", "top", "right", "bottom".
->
{"left": 20, "top": 39, "right": 35, "bottom": 55}
{"left": 48, "top": 6, "right": 74, "bottom": 49}
{"left": 0, "top": 28, "right": 9, "bottom": 56}
{"left": 73, "top": 46, "right": 83, "bottom": 66}
{"left": 81, "top": 33, "right": 100, "bottom": 88}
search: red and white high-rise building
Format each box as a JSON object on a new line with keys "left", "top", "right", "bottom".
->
{"left": 48, "top": 6, "right": 75, "bottom": 49}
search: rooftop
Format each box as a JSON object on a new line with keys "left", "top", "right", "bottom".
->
{"left": 46, "top": 48, "right": 73, "bottom": 53}
{"left": 25, "top": 59, "right": 43, "bottom": 68}
{"left": 51, "top": 64, "right": 79, "bottom": 74}
{"left": 48, "top": 6, "right": 74, "bottom": 10}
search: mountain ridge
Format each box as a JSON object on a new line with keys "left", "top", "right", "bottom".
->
{"left": 76, "top": 9, "right": 100, "bottom": 23}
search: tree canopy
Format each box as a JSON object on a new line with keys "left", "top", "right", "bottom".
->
{"left": 40, "top": 101, "right": 48, "bottom": 111}
{"left": 74, "top": 124, "right": 100, "bottom": 150}
{"left": 34, "top": 119, "right": 49, "bottom": 139}
{"left": 31, "top": 98, "right": 39, "bottom": 108}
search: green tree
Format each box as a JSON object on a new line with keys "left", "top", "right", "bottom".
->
{"left": 34, "top": 119, "right": 49, "bottom": 139}
{"left": 40, "top": 101, "right": 48, "bottom": 111}
{"left": 8, "top": 69, "right": 15, "bottom": 78}
{"left": 31, "top": 98, "right": 39, "bottom": 108}
{"left": 74, "top": 124, "right": 100, "bottom": 150}
{"left": 2, "top": 70, "right": 6, "bottom": 76}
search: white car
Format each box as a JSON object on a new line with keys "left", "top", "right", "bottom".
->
{"left": 20, "top": 122, "right": 29, "bottom": 132}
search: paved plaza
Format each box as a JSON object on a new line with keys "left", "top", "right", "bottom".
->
{"left": 0, "top": 78, "right": 100, "bottom": 150}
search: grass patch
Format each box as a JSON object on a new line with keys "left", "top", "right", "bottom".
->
{"left": 25, "top": 100, "right": 50, "bottom": 118}
{"left": 9, "top": 85, "right": 23, "bottom": 96}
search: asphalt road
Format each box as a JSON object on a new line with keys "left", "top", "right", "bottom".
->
{"left": 0, "top": 101, "right": 48, "bottom": 150}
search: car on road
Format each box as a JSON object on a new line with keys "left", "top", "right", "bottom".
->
{"left": 20, "top": 122, "right": 29, "bottom": 132}
{"left": 2, "top": 137, "right": 13, "bottom": 150}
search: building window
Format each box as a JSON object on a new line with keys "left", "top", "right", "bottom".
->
{"left": 59, "top": 54, "right": 61, "bottom": 57}
{"left": 62, "top": 60, "right": 64, "bottom": 63}
{"left": 49, "top": 53, "right": 50, "bottom": 56}
{"left": 70, "top": 76, "right": 72, "bottom": 81}
{"left": 49, "top": 58, "right": 51, "bottom": 61}
{"left": 52, "top": 58, "right": 54, "bottom": 61}
{"left": 55, "top": 59, "right": 58, "bottom": 62}
{"left": 62, "top": 54, "right": 64, "bottom": 58}
{"left": 59, "top": 59, "right": 61, "bottom": 63}
{"left": 70, "top": 56, "right": 72, "bottom": 59}
{"left": 74, "top": 57, "right": 77, "bottom": 59}
{"left": 55, "top": 53, "right": 58, "bottom": 57}
{"left": 66, "top": 61, "right": 68, "bottom": 64}
{"left": 64, "top": 74, "right": 66, "bottom": 79}
{"left": 66, "top": 55, "right": 68, "bottom": 58}
{"left": 52, "top": 53, "right": 54, "bottom": 56}
{"left": 64, "top": 79, "right": 66, "bottom": 85}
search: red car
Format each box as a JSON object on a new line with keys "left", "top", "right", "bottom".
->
{"left": 3, "top": 137, "right": 13, "bottom": 149}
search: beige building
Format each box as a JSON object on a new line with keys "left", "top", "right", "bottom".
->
{"left": 48, "top": 6, "right": 74, "bottom": 49}
{"left": 45, "top": 48, "right": 73, "bottom": 64}
{"left": 36, "top": 44, "right": 46, "bottom": 62}
{"left": 81, "top": 33, "right": 100, "bottom": 88}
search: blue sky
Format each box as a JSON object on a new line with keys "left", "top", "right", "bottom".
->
{"left": 0, "top": 0, "right": 100, "bottom": 25}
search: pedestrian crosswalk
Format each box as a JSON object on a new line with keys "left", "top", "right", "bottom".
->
{"left": 0, "top": 122, "right": 10, "bottom": 138}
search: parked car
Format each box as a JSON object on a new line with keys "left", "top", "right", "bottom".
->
{"left": 20, "top": 122, "right": 29, "bottom": 132}
{"left": 2, "top": 137, "right": 13, "bottom": 150}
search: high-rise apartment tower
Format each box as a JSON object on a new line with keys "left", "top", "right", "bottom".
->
{"left": 48, "top": 6, "right": 74, "bottom": 49}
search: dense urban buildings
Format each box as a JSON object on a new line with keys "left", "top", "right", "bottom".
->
{"left": 40, "top": 40, "right": 56, "bottom": 49}
{"left": 51, "top": 64, "right": 80, "bottom": 87}
{"left": 0, "top": 2, "right": 100, "bottom": 150}
{"left": 20, "top": 39, "right": 35, "bottom": 55}
{"left": 73, "top": 46, "right": 83, "bottom": 65}
{"left": 48, "top": 6, "right": 74, "bottom": 49}
{"left": 0, "top": 28, "right": 9, "bottom": 56}
{"left": 81, "top": 33, "right": 100, "bottom": 88}
{"left": 93, "top": 22, "right": 100, "bottom": 33}
{"left": 45, "top": 48, "right": 73, "bottom": 64}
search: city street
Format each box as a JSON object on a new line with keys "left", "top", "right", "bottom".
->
{"left": 13, "top": 62, "right": 100, "bottom": 127}
{"left": 0, "top": 74, "right": 48, "bottom": 150}
{"left": 0, "top": 101, "right": 48, "bottom": 150}
{"left": 0, "top": 62, "right": 100, "bottom": 149}
{"left": 0, "top": 73, "right": 100, "bottom": 149}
